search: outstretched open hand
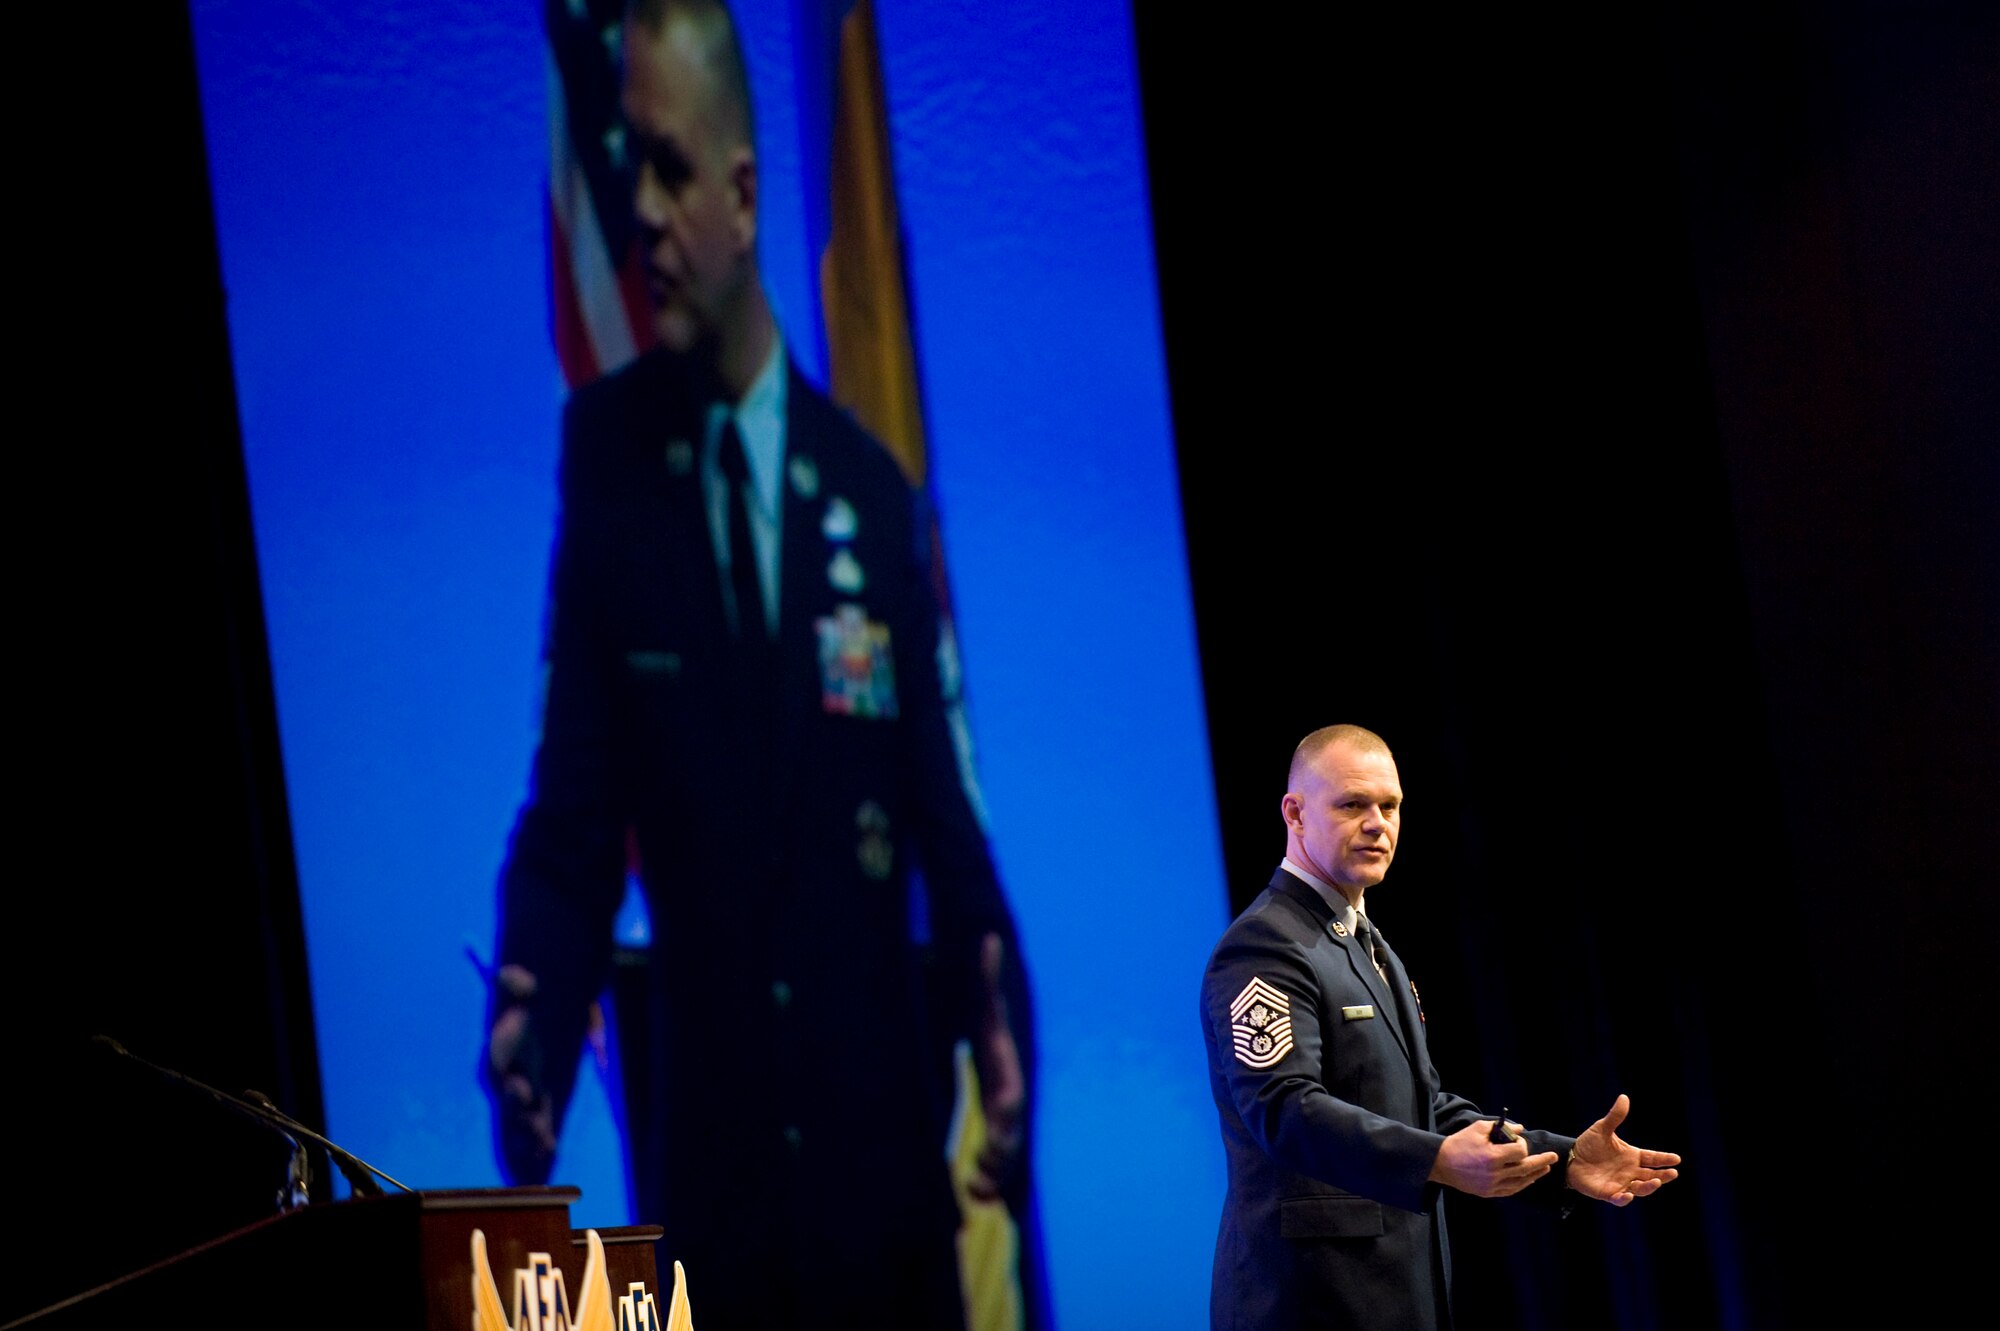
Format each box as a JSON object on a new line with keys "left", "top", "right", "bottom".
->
{"left": 486, "top": 964, "right": 558, "bottom": 1183}
{"left": 967, "top": 932, "right": 1026, "bottom": 1203}
{"left": 1566, "top": 1094, "right": 1681, "bottom": 1206}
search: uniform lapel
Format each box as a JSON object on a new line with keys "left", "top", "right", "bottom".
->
{"left": 635, "top": 354, "right": 728, "bottom": 644}
{"left": 1370, "top": 926, "right": 1428, "bottom": 1086}
{"left": 770, "top": 364, "right": 823, "bottom": 814}
{"left": 1346, "top": 925, "right": 1414, "bottom": 1068}
{"left": 1273, "top": 871, "right": 1415, "bottom": 1067}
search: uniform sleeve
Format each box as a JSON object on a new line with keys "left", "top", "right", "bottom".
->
{"left": 1521, "top": 1126, "right": 1580, "bottom": 1208}
{"left": 491, "top": 395, "right": 631, "bottom": 1158}
{"left": 1424, "top": 1020, "right": 1576, "bottom": 1209}
{"left": 1420, "top": 1022, "right": 1578, "bottom": 1208}
{"left": 1432, "top": 1093, "right": 1483, "bottom": 1132}
{"left": 1203, "top": 918, "right": 1448, "bottom": 1214}
{"left": 895, "top": 484, "right": 1021, "bottom": 1038}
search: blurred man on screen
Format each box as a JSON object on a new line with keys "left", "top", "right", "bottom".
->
{"left": 486, "top": 3, "right": 1029, "bottom": 1325}
{"left": 1200, "top": 724, "right": 1680, "bottom": 1329}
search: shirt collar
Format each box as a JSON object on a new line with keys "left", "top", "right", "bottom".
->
{"left": 1281, "top": 856, "right": 1365, "bottom": 928}
{"left": 705, "top": 335, "right": 788, "bottom": 521}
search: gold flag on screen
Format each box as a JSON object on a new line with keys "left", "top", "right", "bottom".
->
{"left": 821, "top": 3, "right": 1025, "bottom": 1327}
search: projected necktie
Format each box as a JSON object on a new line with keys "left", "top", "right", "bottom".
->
{"left": 717, "top": 418, "right": 768, "bottom": 647}
{"left": 717, "top": 418, "right": 776, "bottom": 746}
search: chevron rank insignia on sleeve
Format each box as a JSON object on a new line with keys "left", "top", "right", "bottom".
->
{"left": 1229, "top": 976, "right": 1295, "bottom": 1069}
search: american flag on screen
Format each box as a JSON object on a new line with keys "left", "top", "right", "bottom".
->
{"left": 546, "top": 0, "right": 654, "bottom": 389}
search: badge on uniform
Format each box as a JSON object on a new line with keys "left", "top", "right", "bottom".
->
{"left": 789, "top": 453, "right": 820, "bottom": 499}
{"left": 820, "top": 496, "right": 857, "bottom": 541}
{"left": 855, "top": 799, "right": 893, "bottom": 880}
{"left": 1228, "top": 977, "right": 1294, "bottom": 1069}
{"left": 1341, "top": 1005, "right": 1376, "bottom": 1021}
{"left": 816, "top": 603, "right": 899, "bottom": 718}
{"left": 827, "top": 547, "right": 865, "bottom": 594}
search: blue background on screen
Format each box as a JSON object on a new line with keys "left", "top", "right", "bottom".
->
{"left": 190, "top": 2, "right": 1226, "bottom": 1324}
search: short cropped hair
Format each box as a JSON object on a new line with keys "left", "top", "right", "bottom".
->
{"left": 628, "top": 0, "right": 757, "bottom": 153}
{"left": 1288, "top": 724, "right": 1393, "bottom": 789}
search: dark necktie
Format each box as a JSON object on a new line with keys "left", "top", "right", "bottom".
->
{"left": 1359, "top": 917, "right": 1426, "bottom": 1062}
{"left": 1354, "top": 915, "right": 1388, "bottom": 983}
{"left": 717, "top": 418, "right": 767, "bottom": 646}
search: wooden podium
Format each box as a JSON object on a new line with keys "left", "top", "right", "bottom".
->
{"left": 11, "top": 1187, "right": 664, "bottom": 1328}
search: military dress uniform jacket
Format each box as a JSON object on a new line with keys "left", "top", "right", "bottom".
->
{"left": 1200, "top": 869, "right": 1571, "bottom": 1331}
{"left": 495, "top": 347, "right": 1019, "bottom": 1327}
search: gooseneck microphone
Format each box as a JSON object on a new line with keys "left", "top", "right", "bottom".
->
{"left": 240, "top": 1087, "right": 411, "bottom": 1197}
{"left": 91, "top": 1035, "right": 413, "bottom": 1202}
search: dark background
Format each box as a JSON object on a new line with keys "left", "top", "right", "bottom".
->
{"left": 13, "top": 1, "right": 1994, "bottom": 1325}
{"left": 1144, "top": 1, "right": 1996, "bottom": 1326}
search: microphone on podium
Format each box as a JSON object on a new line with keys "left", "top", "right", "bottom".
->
{"left": 91, "top": 1034, "right": 413, "bottom": 1204}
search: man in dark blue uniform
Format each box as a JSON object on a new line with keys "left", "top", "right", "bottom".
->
{"left": 1200, "top": 725, "right": 1679, "bottom": 1329}
{"left": 485, "top": 3, "right": 1028, "bottom": 1325}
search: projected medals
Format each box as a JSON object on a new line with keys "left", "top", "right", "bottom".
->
{"left": 816, "top": 604, "right": 898, "bottom": 718}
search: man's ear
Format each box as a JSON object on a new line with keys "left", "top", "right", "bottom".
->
{"left": 729, "top": 146, "right": 758, "bottom": 252}
{"left": 1279, "top": 792, "right": 1303, "bottom": 833}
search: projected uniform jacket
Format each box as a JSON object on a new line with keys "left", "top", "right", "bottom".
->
{"left": 1200, "top": 869, "right": 1571, "bottom": 1331}
{"left": 496, "top": 346, "right": 1021, "bottom": 1327}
